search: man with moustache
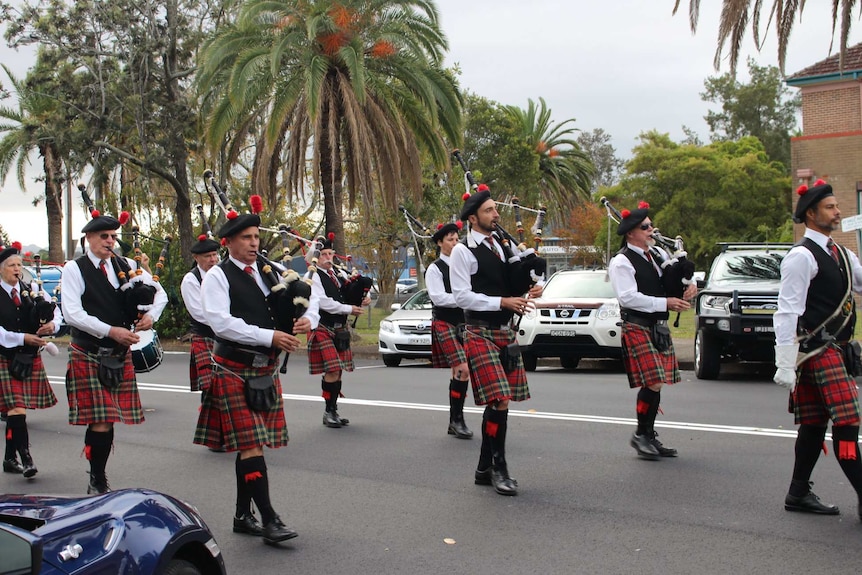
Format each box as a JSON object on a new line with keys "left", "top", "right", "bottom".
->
{"left": 608, "top": 202, "right": 696, "bottom": 460}
{"left": 449, "top": 185, "right": 541, "bottom": 496}
{"left": 307, "top": 233, "right": 369, "bottom": 428}
{"left": 0, "top": 243, "right": 62, "bottom": 479}
{"left": 773, "top": 180, "right": 862, "bottom": 519}
{"left": 182, "top": 233, "right": 224, "bottom": 452}
{"left": 62, "top": 213, "right": 167, "bottom": 494}
{"left": 201, "top": 209, "right": 314, "bottom": 544}
{"left": 426, "top": 221, "right": 473, "bottom": 439}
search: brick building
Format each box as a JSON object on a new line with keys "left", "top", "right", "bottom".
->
{"left": 787, "top": 43, "right": 862, "bottom": 250}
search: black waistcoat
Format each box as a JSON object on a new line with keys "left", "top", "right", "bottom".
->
{"left": 619, "top": 247, "right": 669, "bottom": 321}
{"left": 800, "top": 238, "right": 856, "bottom": 341}
{"left": 464, "top": 238, "right": 513, "bottom": 325}
{"left": 318, "top": 268, "right": 348, "bottom": 327}
{"left": 187, "top": 267, "right": 215, "bottom": 338}
{"left": 215, "top": 260, "right": 276, "bottom": 354}
{"left": 72, "top": 256, "right": 129, "bottom": 346}
{"left": 0, "top": 282, "right": 34, "bottom": 357}
{"left": 429, "top": 259, "right": 464, "bottom": 326}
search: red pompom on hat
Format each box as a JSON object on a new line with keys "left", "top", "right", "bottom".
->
{"left": 456, "top": 220, "right": 464, "bottom": 229}
{"left": 327, "top": 232, "right": 335, "bottom": 241}
{"left": 11, "top": 241, "right": 22, "bottom": 251}
{"left": 432, "top": 221, "right": 463, "bottom": 243}
{"left": 476, "top": 183, "right": 490, "bottom": 192}
{"left": 91, "top": 209, "right": 101, "bottom": 218}
{"left": 793, "top": 178, "right": 834, "bottom": 224}
{"left": 461, "top": 192, "right": 471, "bottom": 201}
{"left": 621, "top": 209, "right": 631, "bottom": 218}
{"left": 796, "top": 184, "right": 808, "bottom": 196}
{"left": 118, "top": 211, "right": 131, "bottom": 226}
{"left": 638, "top": 201, "right": 650, "bottom": 209}
{"left": 616, "top": 202, "right": 650, "bottom": 236}
{"left": 226, "top": 210, "right": 238, "bottom": 220}
{"left": 250, "top": 194, "right": 263, "bottom": 215}
{"left": 198, "top": 234, "right": 207, "bottom": 242}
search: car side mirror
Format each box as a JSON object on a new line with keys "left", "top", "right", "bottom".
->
{"left": 390, "top": 303, "right": 402, "bottom": 311}
{"left": 0, "top": 523, "right": 43, "bottom": 575}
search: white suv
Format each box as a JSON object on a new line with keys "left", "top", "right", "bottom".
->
{"left": 516, "top": 269, "right": 621, "bottom": 371}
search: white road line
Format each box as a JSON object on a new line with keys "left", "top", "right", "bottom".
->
{"left": 47, "top": 376, "right": 799, "bottom": 440}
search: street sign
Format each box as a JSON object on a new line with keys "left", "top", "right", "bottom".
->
{"left": 842, "top": 214, "right": 862, "bottom": 232}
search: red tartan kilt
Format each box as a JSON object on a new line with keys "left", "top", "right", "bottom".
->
{"left": 65, "top": 345, "right": 143, "bottom": 425}
{"left": 463, "top": 326, "right": 529, "bottom": 406}
{"left": 193, "top": 388, "right": 223, "bottom": 448}
{"left": 620, "top": 323, "right": 680, "bottom": 388}
{"left": 431, "top": 320, "right": 466, "bottom": 368}
{"left": 0, "top": 354, "right": 57, "bottom": 411}
{"left": 213, "top": 355, "right": 288, "bottom": 452}
{"left": 188, "top": 336, "right": 214, "bottom": 392}
{"left": 793, "top": 346, "right": 860, "bottom": 426}
{"left": 307, "top": 325, "right": 354, "bottom": 374}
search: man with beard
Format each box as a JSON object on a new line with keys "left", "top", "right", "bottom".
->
{"left": 449, "top": 185, "right": 541, "bottom": 496}
{"left": 773, "top": 180, "right": 862, "bottom": 520}
{"left": 608, "top": 202, "right": 695, "bottom": 460}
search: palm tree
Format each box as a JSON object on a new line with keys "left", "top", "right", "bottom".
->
{"left": 504, "top": 97, "right": 594, "bottom": 208}
{"left": 197, "top": 0, "right": 463, "bottom": 252}
{"left": 0, "top": 65, "right": 66, "bottom": 263}
{"left": 673, "top": 0, "right": 861, "bottom": 74}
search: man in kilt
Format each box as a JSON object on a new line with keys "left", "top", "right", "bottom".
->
{"left": 181, "top": 233, "right": 223, "bottom": 452}
{"left": 773, "top": 180, "right": 862, "bottom": 519}
{"left": 307, "top": 234, "right": 369, "bottom": 428}
{"left": 426, "top": 221, "right": 473, "bottom": 439}
{"left": 201, "top": 211, "right": 310, "bottom": 545}
{"left": 449, "top": 186, "right": 541, "bottom": 496}
{"left": 1, "top": 244, "right": 62, "bottom": 479}
{"left": 61, "top": 214, "right": 167, "bottom": 494}
{"left": 608, "top": 202, "right": 696, "bottom": 460}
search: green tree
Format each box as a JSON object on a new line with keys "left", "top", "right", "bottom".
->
{"left": 673, "top": 0, "right": 861, "bottom": 73}
{"left": 701, "top": 58, "right": 800, "bottom": 170}
{"left": 504, "top": 97, "right": 594, "bottom": 208}
{"left": 576, "top": 128, "right": 624, "bottom": 193}
{"left": 601, "top": 131, "right": 791, "bottom": 270}
{"left": 197, "top": 0, "right": 463, "bottom": 255}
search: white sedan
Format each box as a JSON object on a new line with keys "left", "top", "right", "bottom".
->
{"left": 378, "top": 289, "right": 433, "bottom": 367}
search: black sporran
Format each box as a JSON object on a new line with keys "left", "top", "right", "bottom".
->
{"left": 333, "top": 327, "right": 351, "bottom": 352}
{"left": 842, "top": 340, "right": 862, "bottom": 377}
{"left": 245, "top": 375, "right": 277, "bottom": 412}
{"left": 498, "top": 342, "right": 522, "bottom": 373}
{"left": 97, "top": 355, "right": 126, "bottom": 390}
{"left": 9, "top": 352, "right": 34, "bottom": 381}
{"left": 650, "top": 323, "right": 672, "bottom": 353}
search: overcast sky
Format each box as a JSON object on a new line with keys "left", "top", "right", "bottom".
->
{"left": 1, "top": 0, "right": 859, "bottom": 248}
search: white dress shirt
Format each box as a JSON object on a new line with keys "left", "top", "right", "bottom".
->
{"left": 61, "top": 252, "right": 168, "bottom": 339}
{"left": 0, "top": 279, "right": 62, "bottom": 348}
{"left": 180, "top": 266, "right": 210, "bottom": 326}
{"left": 450, "top": 229, "right": 518, "bottom": 311}
{"left": 425, "top": 253, "right": 458, "bottom": 308}
{"left": 608, "top": 243, "right": 670, "bottom": 314}
{"left": 773, "top": 228, "right": 862, "bottom": 345}
{"left": 310, "top": 267, "right": 352, "bottom": 323}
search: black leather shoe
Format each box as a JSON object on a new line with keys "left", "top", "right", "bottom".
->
{"left": 322, "top": 411, "right": 342, "bottom": 428}
{"left": 87, "top": 474, "right": 111, "bottom": 495}
{"left": 630, "top": 432, "right": 660, "bottom": 460}
{"left": 233, "top": 513, "right": 264, "bottom": 536}
{"left": 262, "top": 515, "right": 298, "bottom": 545}
{"left": 785, "top": 491, "right": 840, "bottom": 515}
{"left": 649, "top": 433, "right": 678, "bottom": 457}
{"left": 475, "top": 467, "right": 519, "bottom": 487}
{"left": 448, "top": 419, "right": 474, "bottom": 439}
{"left": 333, "top": 411, "right": 349, "bottom": 426}
{"left": 490, "top": 465, "right": 518, "bottom": 496}
{"left": 3, "top": 458, "right": 23, "bottom": 474}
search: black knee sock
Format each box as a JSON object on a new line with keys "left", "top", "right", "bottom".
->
{"left": 85, "top": 427, "right": 113, "bottom": 480}
{"left": 5, "top": 414, "right": 25, "bottom": 460}
{"left": 449, "top": 379, "right": 468, "bottom": 422}
{"left": 333, "top": 379, "right": 343, "bottom": 411}
{"left": 4, "top": 421, "right": 13, "bottom": 460}
{"left": 12, "top": 415, "right": 29, "bottom": 459}
{"left": 789, "top": 424, "right": 827, "bottom": 496}
{"left": 238, "top": 456, "right": 275, "bottom": 525}
{"left": 234, "top": 453, "right": 253, "bottom": 518}
{"left": 478, "top": 406, "right": 493, "bottom": 470}
{"left": 832, "top": 425, "right": 862, "bottom": 500}
{"left": 636, "top": 388, "right": 660, "bottom": 435}
{"left": 487, "top": 408, "right": 509, "bottom": 467}
{"left": 321, "top": 378, "right": 338, "bottom": 412}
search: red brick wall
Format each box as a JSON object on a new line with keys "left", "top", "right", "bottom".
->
{"left": 801, "top": 86, "right": 861, "bottom": 135}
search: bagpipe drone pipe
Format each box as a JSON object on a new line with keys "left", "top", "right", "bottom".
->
{"left": 21, "top": 252, "right": 57, "bottom": 334}
{"left": 451, "top": 149, "right": 547, "bottom": 295}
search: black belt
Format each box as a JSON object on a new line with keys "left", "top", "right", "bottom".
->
{"left": 467, "top": 320, "right": 511, "bottom": 330}
{"left": 213, "top": 341, "right": 274, "bottom": 368}
{"left": 321, "top": 321, "right": 346, "bottom": 329}
{"left": 71, "top": 337, "right": 128, "bottom": 357}
{"left": 622, "top": 314, "right": 666, "bottom": 328}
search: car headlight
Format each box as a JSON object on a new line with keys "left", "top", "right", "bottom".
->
{"left": 380, "top": 320, "right": 395, "bottom": 333}
{"left": 700, "top": 295, "right": 731, "bottom": 315}
{"left": 596, "top": 301, "right": 620, "bottom": 321}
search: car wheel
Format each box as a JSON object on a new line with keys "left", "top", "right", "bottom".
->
{"left": 382, "top": 354, "right": 402, "bottom": 367}
{"left": 559, "top": 356, "right": 580, "bottom": 370}
{"left": 163, "top": 559, "right": 203, "bottom": 575}
{"left": 522, "top": 352, "right": 537, "bottom": 372}
{"left": 695, "top": 329, "right": 721, "bottom": 380}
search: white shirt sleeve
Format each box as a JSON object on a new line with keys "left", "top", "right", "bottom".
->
{"left": 426, "top": 260, "right": 457, "bottom": 308}
{"left": 312, "top": 271, "right": 353, "bottom": 315}
{"left": 181, "top": 269, "right": 208, "bottom": 325}
{"left": 201, "top": 264, "right": 275, "bottom": 348}
{"left": 608, "top": 251, "right": 668, "bottom": 313}
{"left": 61, "top": 259, "right": 114, "bottom": 339}
{"left": 773, "top": 246, "right": 818, "bottom": 345}
{"left": 450, "top": 242, "right": 502, "bottom": 311}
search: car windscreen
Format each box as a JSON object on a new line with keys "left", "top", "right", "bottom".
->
{"left": 541, "top": 273, "right": 616, "bottom": 299}
{"left": 710, "top": 252, "right": 785, "bottom": 282}
{"left": 401, "top": 289, "right": 432, "bottom": 310}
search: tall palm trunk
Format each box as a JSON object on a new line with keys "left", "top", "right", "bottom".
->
{"left": 319, "top": 97, "right": 345, "bottom": 254}
{"left": 41, "top": 144, "right": 64, "bottom": 264}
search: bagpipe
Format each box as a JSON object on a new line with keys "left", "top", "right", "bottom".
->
{"left": 600, "top": 196, "right": 695, "bottom": 325}
{"left": 451, "top": 149, "right": 546, "bottom": 295}
{"left": 21, "top": 253, "right": 57, "bottom": 335}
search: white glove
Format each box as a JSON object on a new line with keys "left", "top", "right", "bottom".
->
{"left": 773, "top": 344, "right": 800, "bottom": 391}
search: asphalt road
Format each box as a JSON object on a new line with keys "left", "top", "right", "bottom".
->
{"left": 5, "top": 348, "right": 862, "bottom": 575}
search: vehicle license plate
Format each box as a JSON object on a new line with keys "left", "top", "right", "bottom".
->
{"left": 754, "top": 326, "right": 774, "bottom": 333}
{"left": 549, "top": 330, "right": 576, "bottom": 337}
{"left": 408, "top": 337, "right": 430, "bottom": 345}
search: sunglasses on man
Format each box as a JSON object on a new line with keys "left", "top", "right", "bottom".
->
{"left": 99, "top": 233, "right": 119, "bottom": 240}
{"left": 639, "top": 222, "right": 653, "bottom": 230}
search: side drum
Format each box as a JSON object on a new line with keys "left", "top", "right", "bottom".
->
{"left": 130, "top": 329, "right": 164, "bottom": 373}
